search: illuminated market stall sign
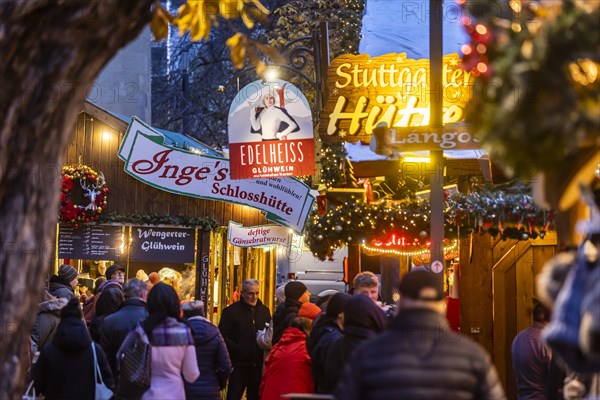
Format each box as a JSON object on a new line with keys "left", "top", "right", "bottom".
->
{"left": 320, "top": 52, "right": 476, "bottom": 149}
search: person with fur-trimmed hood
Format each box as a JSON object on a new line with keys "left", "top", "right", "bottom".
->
{"left": 30, "top": 292, "right": 69, "bottom": 353}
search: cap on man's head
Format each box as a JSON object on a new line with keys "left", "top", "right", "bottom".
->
{"left": 58, "top": 264, "right": 78, "bottom": 283}
{"left": 105, "top": 264, "right": 125, "bottom": 279}
{"left": 298, "top": 302, "right": 321, "bottom": 320}
{"left": 398, "top": 270, "right": 444, "bottom": 301}
{"left": 285, "top": 281, "right": 308, "bottom": 301}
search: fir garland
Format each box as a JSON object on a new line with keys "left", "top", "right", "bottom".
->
{"left": 306, "top": 183, "right": 553, "bottom": 260}
{"left": 99, "top": 212, "right": 219, "bottom": 231}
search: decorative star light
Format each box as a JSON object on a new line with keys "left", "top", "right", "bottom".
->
{"left": 338, "top": 129, "right": 347, "bottom": 138}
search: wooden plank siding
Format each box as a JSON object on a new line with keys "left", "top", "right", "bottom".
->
{"left": 65, "top": 108, "right": 269, "bottom": 229}
{"left": 460, "top": 231, "right": 557, "bottom": 400}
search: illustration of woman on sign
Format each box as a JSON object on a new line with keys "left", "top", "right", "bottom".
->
{"left": 250, "top": 85, "right": 299, "bottom": 141}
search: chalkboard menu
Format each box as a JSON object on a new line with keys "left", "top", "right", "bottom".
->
{"left": 58, "top": 225, "right": 121, "bottom": 260}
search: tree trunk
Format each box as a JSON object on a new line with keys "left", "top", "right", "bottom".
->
{"left": 0, "top": 1, "right": 153, "bottom": 397}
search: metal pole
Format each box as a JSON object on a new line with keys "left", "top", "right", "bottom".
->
{"left": 430, "top": 0, "right": 445, "bottom": 271}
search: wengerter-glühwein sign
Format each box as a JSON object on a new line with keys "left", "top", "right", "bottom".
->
{"left": 319, "top": 52, "right": 478, "bottom": 150}
{"left": 227, "top": 221, "right": 291, "bottom": 247}
{"left": 118, "top": 118, "right": 315, "bottom": 233}
{"left": 228, "top": 80, "right": 315, "bottom": 180}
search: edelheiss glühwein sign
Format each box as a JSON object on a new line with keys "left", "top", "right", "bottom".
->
{"left": 118, "top": 118, "right": 314, "bottom": 233}
{"left": 228, "top": 80, "right": 315, "bottom": 180}
{"left": 320, "top": 52, "right": 479, "bottom": 150}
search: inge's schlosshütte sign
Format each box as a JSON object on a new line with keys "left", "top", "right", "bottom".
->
{"left": 320, "top": 53, "right": 478, "bottom": 150}
{"left": 118, "top": 118, "right": 314, "bottom": 233}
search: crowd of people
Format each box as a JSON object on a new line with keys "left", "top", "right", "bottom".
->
{"left": 25, "top": 257, "right": 599, "bottom": 400}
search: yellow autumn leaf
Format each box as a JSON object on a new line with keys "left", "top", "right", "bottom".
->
{"left": 174, "top": 3, "right": 195, "bottom": 36}
{"left": 242, "top": 3, "right": 269, "bottom": 28}
{"left": 255, "top": 41, "right": 286, "bottom": 65}
{"left": 227, "top": 33, "right": 248, "bottom": 69}
{"left": 151, "top": 4, "right": 172, "bottom": 41}
{"left": 247, "top": 0, "right": 270, "bottom": 15}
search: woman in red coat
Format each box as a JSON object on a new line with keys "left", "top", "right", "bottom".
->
{"left": 260, "top": 317, "right": 314, "bottom": 399}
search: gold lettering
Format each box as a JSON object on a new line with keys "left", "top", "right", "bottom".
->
{"left": 328, "top": 96, "right": 369, "bottom": 136}
{"left": 335, "top": 63, "right": 352, "bottom": 89}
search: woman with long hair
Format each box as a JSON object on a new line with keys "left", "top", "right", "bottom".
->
{"left": 141, "top": 283, "right": 199, "bottom": 400}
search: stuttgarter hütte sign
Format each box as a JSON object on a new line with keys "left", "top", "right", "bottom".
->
{"left": 227, "top": 79, "right": 315, "bottom": 180}
{"left": 118, "top": 118, "right": 315, "bottom": 233}
{"left": 227, "top": 221, "right": 291, "bottom": 247}
{"left": 319, "top": 52, "right": 479, "bottom": 150}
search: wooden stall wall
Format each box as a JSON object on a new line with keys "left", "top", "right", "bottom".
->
{"left": 67, "top": 109, "right": 268, "bottom": 228}
{"left": 460, "top": 232, "right": 557, "bottom": 399}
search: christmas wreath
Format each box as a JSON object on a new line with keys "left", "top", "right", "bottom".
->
{"left": 60, "top": 165, "right": 108, "bottom": 227}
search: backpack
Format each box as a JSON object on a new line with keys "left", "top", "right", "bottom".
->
{"left": 116, "top": 324, "right": 152, "bottom": 399}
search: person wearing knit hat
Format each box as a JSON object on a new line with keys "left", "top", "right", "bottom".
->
{"left": 272, "top": 281, "right": 310, "bottom": 346}
{"left": 92, "top": 264, "right": 125, "bottom": 340}
{"left": 49, "top": 264, "right": 79, "bottom": 301}
{"left": 284, "top": 281, "right": 309, "bottom": 303}
{"left": 298, "top": 302, "right": 321, "bottom": 321}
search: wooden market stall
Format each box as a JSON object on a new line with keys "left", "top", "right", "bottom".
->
{"left": 57, "top": 100, "right": 278, "bottom": 320}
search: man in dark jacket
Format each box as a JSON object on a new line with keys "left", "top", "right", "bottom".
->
{"left": 272, "top": 281, "right": 309, "bottom": 345}
{"left": 100, "top": 278, "right": 149, "bottom": 375}
{"left": 307, "top": 292, "right": 350, "bottom": 393}
{"left": 335, "top": 270, "right": 506, "bottom": 400}
{"left": 91, "top": 264, "right": 125, "bottom": 340}
{"left": 219, "top": 278, "right": 271, "bottom": 400}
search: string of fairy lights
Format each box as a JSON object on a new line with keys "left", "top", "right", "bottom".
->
{"left": 361, "top": 240, "right": 459, "bottom": 257}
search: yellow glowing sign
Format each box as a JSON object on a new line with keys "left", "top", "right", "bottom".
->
{"left": 319, "top": 53, "right": 474, "bottom": 144}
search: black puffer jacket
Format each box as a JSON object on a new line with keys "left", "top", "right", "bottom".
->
{"left": 33, "top": 316, "right": 114, "bottom": 400}
{"left": 218, "top": 299, "right": 271, "bottom": 367}
{"left": 272, "top": 299, "right": 302, "bottom": 345}
{"left": 185, "top": 316, "right": 232, "bottom": 400}
{"left": 335, "top": 308, "right": 506, "bottom": 400}
{"left": 306, "top": 315, "right": 343, "bottom": 394}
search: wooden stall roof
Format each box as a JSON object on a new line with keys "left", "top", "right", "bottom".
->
{"left": 67, "top": 101, "right": 269, "bottom": 228}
